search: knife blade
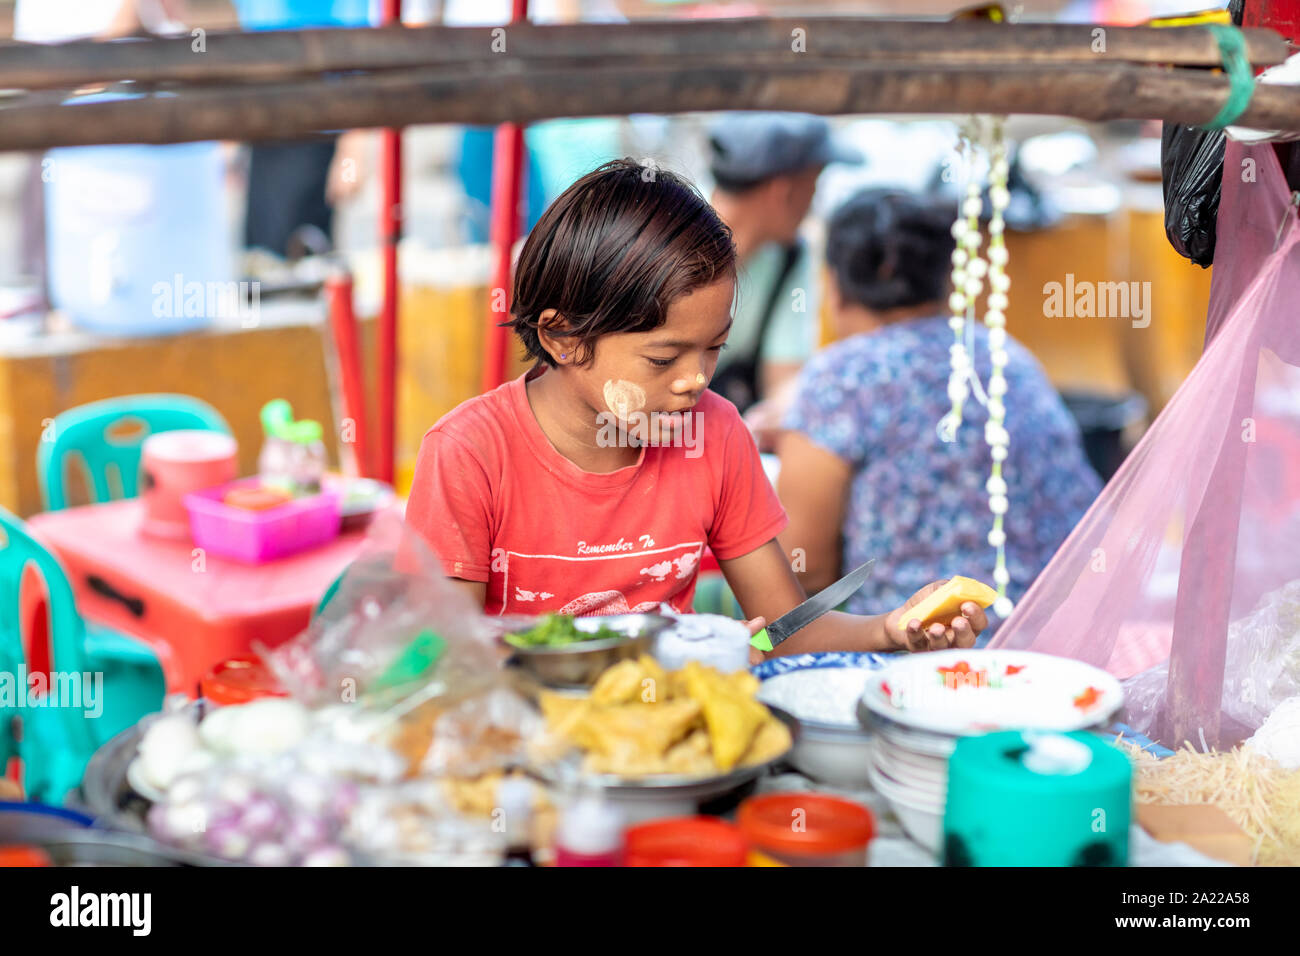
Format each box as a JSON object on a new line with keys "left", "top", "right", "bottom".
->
{"left": 751, "top": 558, "right": 877, "bottom": 651}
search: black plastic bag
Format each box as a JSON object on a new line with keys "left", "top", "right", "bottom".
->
{"left": 1161, "top": 121, "right": 1225, "bottom": 267}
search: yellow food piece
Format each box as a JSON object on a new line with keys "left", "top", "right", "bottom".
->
{"left": 682, "top": 661, "right": 767, "bottom": 771}
{"left": 588, "top": 655, "right": 668, "bottom": 706}
{"left": 898, "top": 575, "right": 998, "bottom": 633}
{"left": 579, "top": 698, "right": 702, "bottom": 760}
{"left": 589, "top": 659, "right": 646, "bottom": 706}
{"left": 538, "top": 656, "right": 792, "bottom": 778}
{"left": 741, "top": 716, "right": 794, "bottom": 767}
{"left": 538, "top": 691, "right": 592, "bottom": 740}
{"left": 664, "top": 729, "right": 715, "bottom": 775}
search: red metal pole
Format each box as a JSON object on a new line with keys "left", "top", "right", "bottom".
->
{"left": 326, "top": 271, "right": 371, "bottom": 479}
{"left": 377, "top": 0, "right": 402, "bottom": 485}
{"left": 480, "top": 0, "right": 531, "bottom": 395}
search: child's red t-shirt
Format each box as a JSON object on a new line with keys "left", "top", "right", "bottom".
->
{"left": 405, "top": 367, "right": 787, "bottom": 617}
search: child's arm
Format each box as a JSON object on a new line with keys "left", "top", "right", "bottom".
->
{"left": 719, "top": 540, "right": 986, "bottom": 658}
{"left": 449, "top": 578, "right": 487, "bottom": 607}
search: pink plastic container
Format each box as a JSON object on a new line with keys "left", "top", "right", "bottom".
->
{"left": 184, "top": 480, "right": 342, "bottom": 564}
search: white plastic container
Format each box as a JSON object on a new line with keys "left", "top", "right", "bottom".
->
{"left": 654, "top": 612, "right": 751, "bottom": 672}
{"left": 44, "top": 95, "right": 233, "bottom": 336}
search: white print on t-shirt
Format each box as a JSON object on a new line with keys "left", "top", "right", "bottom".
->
{"left": 576, "top": 538, "right": 636, "bottom": 555}
{"left": 641, "top": 552, "right": 699, "bottom": 583}
{"left": 497, "top": 541, "right": 704, "bottom": 617}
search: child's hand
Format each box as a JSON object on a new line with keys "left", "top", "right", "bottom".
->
{"left": 745, "top": 616, "right": 767, "bottom": 665}
{"left": 884, "top": 581, "right": 986, "bottom": 652}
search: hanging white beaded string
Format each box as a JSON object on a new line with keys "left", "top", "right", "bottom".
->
{"left": 982, "top": 117, "right": 1014, "bottom": 620}
{"left": 939, "top": 126, "right": 983, "bottom": 443}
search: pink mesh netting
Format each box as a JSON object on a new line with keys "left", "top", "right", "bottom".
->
{"left": 989, "top": 141, "right": 1300, "bottom": 751}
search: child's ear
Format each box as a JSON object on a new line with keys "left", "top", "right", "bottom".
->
{"left": 537, "top": 309, "right": 580, "bottom": 365}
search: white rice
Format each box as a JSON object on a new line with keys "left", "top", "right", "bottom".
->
{"left": 758, "top": 668, "right": 876, "bottom": 727}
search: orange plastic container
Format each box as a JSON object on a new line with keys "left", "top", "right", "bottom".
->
{"left": 200, "top": 656, "right": 288, "bottom": 706}
{"left": 738, "top": 793, "right": 874, "bottom": 867}
{"left": 625, "top": 817, "right": 749, "bottom": 867}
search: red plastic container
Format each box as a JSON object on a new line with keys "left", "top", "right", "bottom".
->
{"left": 200, "top": 656, "right": 288, "bottom": 706}
{"left": 184, "top": 479, "right": 341, "bottom": 564}
{"left": 738, "top": 793, "right": 874, "bottom": 867}
{"left": 625, "top": 817, "right": 749, "bottom": 867}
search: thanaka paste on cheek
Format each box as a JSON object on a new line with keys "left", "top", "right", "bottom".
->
{"left": 602, "top": 379, "right": 646, "bottom": 420}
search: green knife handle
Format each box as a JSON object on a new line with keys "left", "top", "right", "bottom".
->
{"left": 751, "top": 628, "right": 773, "bottom": 652}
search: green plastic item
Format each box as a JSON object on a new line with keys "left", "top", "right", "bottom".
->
{"left": 941, "top": 730, "right": 1132, "bottom": 867}
{"left": 0, "top": 507, "right": 165, "bottom": 804}
{"left": 370, "top": 629, "right": 447, "bottom": 693}
{"left": 259, "top": 399, "right": 295, "bottom": 441}
{"left": 750, "top": 628, "right": 773, "bottom": 652}
{"left": 285, "top": 419, "right": 323, "bottom": 445}
{"left": 260, "top": 400, "right": 321, "bottom": 445}
{"left": 37, "top": 394, "right": 230, "bottom": 511}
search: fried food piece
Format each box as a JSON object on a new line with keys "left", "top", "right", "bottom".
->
{"left": 636, "top": 655, "right": 670, "bottom": 702}
{"left": 539, "top": 690, "right": 589, "bottom": 733}
{"left": 579, "top": 698, "right": 702, "bottom": 760}
{"left": 664, "top": 729, "right": 716, "bottom": 775}
{"left": 589, "top": 658, "right": 645, "bottom": 706}
{"left": 726, "top": 670, "right": 761, "bottom": 697}
{"left": 682, "top": 661, "right": 767, "bottom": 771}
{"left": 741, "top": 717, "right": 793, "bottom": 767}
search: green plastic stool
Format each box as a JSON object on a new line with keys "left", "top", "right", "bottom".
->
{"left": 0, "top": 508, "right": 165, "bottom": 804}
{"left": 37, "top": 393, "right": 230, "bottom": 511}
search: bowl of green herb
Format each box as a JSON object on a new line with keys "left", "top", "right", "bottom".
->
{"left": 503, "top": 613, "right": 674, "bottom": 688}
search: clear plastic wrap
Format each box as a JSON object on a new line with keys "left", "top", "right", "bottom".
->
{"left": 256, "top": 512, "right": 501, "bottom": 707}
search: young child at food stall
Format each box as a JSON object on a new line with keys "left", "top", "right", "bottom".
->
{"left": 405, "top": 159, "right": 988, "bottom": 657}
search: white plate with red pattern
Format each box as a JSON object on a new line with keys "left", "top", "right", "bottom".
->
{"left": 858, "top": 649, "right": 1123, "bottom": 738}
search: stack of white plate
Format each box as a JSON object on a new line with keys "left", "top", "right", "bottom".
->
{"left": 856, "top": 649, "right": 1124, "bottom": 852}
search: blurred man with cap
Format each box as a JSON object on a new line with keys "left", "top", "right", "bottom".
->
{"left": 707, "top": 113, "right": 862, "bottom": 426}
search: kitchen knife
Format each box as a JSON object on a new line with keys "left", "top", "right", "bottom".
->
{"left": 750, "top": 558, "right": 877, "bottom": 651}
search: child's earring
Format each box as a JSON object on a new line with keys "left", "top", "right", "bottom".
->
{"left": 560, "top": 353, "right": 567, "bottom": 361}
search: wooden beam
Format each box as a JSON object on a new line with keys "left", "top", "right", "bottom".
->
{"left": 2, "top": 60, "right": 1298, "bottom": 151}
{"left": 0, "top": 20, "right": 1288, "bottom": 91}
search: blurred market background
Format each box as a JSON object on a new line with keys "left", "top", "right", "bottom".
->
{"left": 0, "top": 0, "right": 1217, "bottom": 514}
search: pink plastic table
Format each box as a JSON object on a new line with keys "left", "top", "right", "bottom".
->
{"left": 28, "top": 498, "right": 378, "bottom": 695}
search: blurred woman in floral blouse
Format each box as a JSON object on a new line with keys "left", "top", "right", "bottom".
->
{"left": 777, "top": 189, "right": 1100, "bottom": 640}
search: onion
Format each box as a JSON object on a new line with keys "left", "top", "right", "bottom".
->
{"left": 238, "top": 796, "right": 284, "bottom": 840}
{"left": 163, "top": 802, "right": 208, "bottom": 841}
{"left": 284, "top": 774, "right": 331, "bottom": 814}
{"left": 301, "top": 845, "right": 351, "bottom": 867}
{"left": 204, "top": 820, "right": 252, "bottom": 861}
{"left": 248, "top": 842, "right": 292, "bottom": 867}
{"left": 329, "top": 781, "right": 360, "bottom": 818}
{"left": 166, "top": 774, "right": 204, "bottom": 807}
{"left": 284, "top": 812, "right": 331, "bottom": 851}
{"left": 215, "top": 773, "right": 256, "bottom": 806}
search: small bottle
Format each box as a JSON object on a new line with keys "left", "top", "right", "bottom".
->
{"left": 554, "top": 791, "right": 625, "bottom": 867}
{"left": 258, "top": 399, "right": 295, "bottom": 495}
{"left": 285, "top": 420, "right": 327, "bottom": 495}
{"left": 497, "top": 777, "right": 536, "bottom": 868}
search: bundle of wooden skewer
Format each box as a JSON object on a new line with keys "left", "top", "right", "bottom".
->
{"left": 0, "top": 18, "right": 1296, "bottom": 150}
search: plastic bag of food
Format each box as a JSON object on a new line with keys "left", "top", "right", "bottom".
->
{"left": 1160, "top": 121, "right": 1223, "bottom": 267}
{"left": 384, "top": 683, "right": 549, "bottom": 779}
{"left": 257, "top": 512, "right": 501, "bottom": 707}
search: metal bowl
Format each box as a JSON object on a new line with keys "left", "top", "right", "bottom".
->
{"left": 504, "top": 613, "right": 675, "bottom": 689}
{"left": 533, "top": 705, "right": 800, "bottom": 823}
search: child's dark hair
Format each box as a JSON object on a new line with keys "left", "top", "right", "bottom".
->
{"left": 510, "top": 159, "right": 736, "bottom": 367}
{"left": 826, "top": 189, "right": 954, "bottom": 313}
